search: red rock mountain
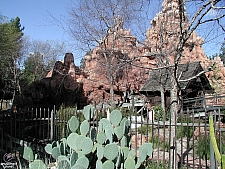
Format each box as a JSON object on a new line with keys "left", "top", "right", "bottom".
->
{"left": 74, "top": 0, "right": 225, "bottom": 105}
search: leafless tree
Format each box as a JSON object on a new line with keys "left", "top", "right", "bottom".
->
{"left": 64, "top": 0, "right": 149, "bottom": 106}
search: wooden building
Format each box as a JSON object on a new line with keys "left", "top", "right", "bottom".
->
{"left": 140, "top": 62, "right": 213, "bottom": 108}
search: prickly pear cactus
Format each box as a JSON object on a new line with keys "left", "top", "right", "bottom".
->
{"left": 29, "top": 160, "right": 47, "bottom": 169}
{"left": 43, "top": 105, "right": 153, "bottom": 169}
{"left": 23, "top": 146, "right": 47, "bottom": 169}
{"left": 110, "top": 109, "right": 122, "bottom": 127}
{"left": 83, "top": 105, "right": 95, "bottom": 121}
{"left": 23, "top": 146, "right": 34, "bottom": 161}
{"left": 68, "top": 116, "right": 79, "bottom": 133}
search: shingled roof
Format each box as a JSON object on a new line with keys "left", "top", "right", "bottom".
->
{"left": 140, "top": 62, "right": 212, "bottom": 93}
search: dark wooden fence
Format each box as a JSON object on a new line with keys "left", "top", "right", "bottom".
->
{"left": 0, "top": 94, "right": 225, "bottom": 168}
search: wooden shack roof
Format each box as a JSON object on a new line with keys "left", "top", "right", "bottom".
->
{"left": 140, "top": 62, "right": 213, "bottom": 93}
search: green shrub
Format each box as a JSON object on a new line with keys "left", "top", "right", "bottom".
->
{"left": 194, "top": 135, "right": 210, "bottom": 160}
{"left": 176, "top": 125, "right": 194, "bottom": 139}
{"left": 147, "top": 161, "right": 169, "bottom": 169}
{"left": 177, "top": 116, "right": 194, "bottom": 138}
{"left": 149, "top": 136, "right": 169, "bottom": 152}
{"left": 137, "top": 124, "right": 152, "bottom": 135}
{"left": 153, "top": 105, "right": 169, "bottom": 121}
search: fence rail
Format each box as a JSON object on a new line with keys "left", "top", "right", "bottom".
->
{"left": 0, "top": 95, "right": 225, "bottom": 168}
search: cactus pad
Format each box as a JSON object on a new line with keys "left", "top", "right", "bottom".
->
{"left": 83, "top": 105, "right": 95, "bottom": 121}
{"left": 99, "top": 118, "right": 112, "bottom": 131}
{"left": 45, "top": 143, "right": 52, "bottom": 155}
{"left": 51, "top": 147, "right": 60, "bottom": 160}
{"left": 97, "top": 144, "right": 104, "bottom": 160}
{"left": 124, "top": 157, "right": 135, "bottom": 169}
{"left": 110, "top": 109, "right": 122, "bottom": 126}
{"left": 105, "top": 126, "right": 113, "bottom": 143}
{"left": 103, "top": 143, "right": 119, "bottom": 160}
{"left": 29, "top": 160, "right": 47, "bottom": 169}
{"left": 139, "top": 143, "right": 153, "bottom": 162}
{"left": 97, "top": 131, "right": 107, "bottom": 144}
{"left": 120, "top": 118, "right": 130, "bottom": 135}
{"left": 127, "top": 149, "right": 136, "bottom": 159}
{"left": 121, "top": 147, "right": 129, "bottom": 159}
{"left": 96, "top": 160, "right": 102, "bottom": 169}
{"left": 71, "top": 165, "right": 86, "bottom": 169}
{"left": 80, "top": 120, "right": 90, "bottom": 136}
{"left": 76, "top": 135, "right": 86, "bottom": 151}
{"left": 70, "top": 151, "right": 78, "bottom": 167}
{"left": 60, "top": 142, "right": 66, "bottom": 155}
{"left": 75, "top": 156, "right": 89, "bottom": 169}
{"left": 114, "top": 126, "right": 123, "bottom": 140}
{"left": 68, "top": 116, "right": 79, "bottom": 133}
{"left": 23, "top": 146, "right": 34, "bottom": 161}
{"left": 58, "top": 160, "right": 71, "bottom": 169}
{"left": 58, "top": 155, "right": 69, "bottom": 162}
{"left": 67, "top": 133, "right": 79, "bottom": 150}
{"left": 81, "top": 137, "right": 93, "bottom": 154}
{"left": 121, "top": 135, "right": 128, "bottom": 147}
{"left": 102, "top": 160, "right": 114, "bottom": 169}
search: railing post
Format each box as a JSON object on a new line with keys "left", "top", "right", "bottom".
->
{"left": 10, "top": 110, "right": 13, "bottom": 152}
{"left": 50, "top": 109, "right": 54, "bottom": 141}
{"left": 203, "top": 95, "right": 206, "bottom": 108}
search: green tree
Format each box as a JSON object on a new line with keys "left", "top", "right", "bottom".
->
{"left": 0, "top": 16, "right": 24, "bottom": 97}
{"left": 208, "top": 40, "right": 225, "bottom": 64}
{"left": 20, "top": 52, "right": 46, "bottom": 86}
{"left": 219, "top": 40, "right": 225, "bottom": 65}
{"left": 20, "top": 39, "right": 66, "bottom": 88}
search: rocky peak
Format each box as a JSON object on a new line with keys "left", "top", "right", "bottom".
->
{"left": 78, "top": 0, "right": 225, "bottom": 105}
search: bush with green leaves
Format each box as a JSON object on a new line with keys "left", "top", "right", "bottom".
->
{"left": 149, "top": 136, "right": 169, "bottom": 152}
{"left": 137, "top": 124, "right": 152, "bottom": 135}
{"left": 23, "top": 105, "right": 153, "bottom": 169}
{"left": 153, "top": 105, "right": 169, "bottom": 121}
{"left": 147, "top": 161, "right": 169, "bottom": 169}
{"left": 176, "top": 116, "right": 195, "bottom": 138}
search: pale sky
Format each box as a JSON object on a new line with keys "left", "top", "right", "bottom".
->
{"left": 0, "top": 0, "right": 83, "bottom": 64}
{"left": 0, "top": 0, "right": 69, "bottom": 41}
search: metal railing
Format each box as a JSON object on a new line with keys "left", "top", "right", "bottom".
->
{"left": 0, "top": 95, "right": 224, "bottom": 168}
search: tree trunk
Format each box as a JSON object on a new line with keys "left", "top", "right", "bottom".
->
{"left": 110, "top": 76, "right": 115, "bottom": 108}
{"left": 160, "top": 86, "right": 166, "bottom": 121}
{"left": 169, "top": 78, "right": 178, "bottom": 169}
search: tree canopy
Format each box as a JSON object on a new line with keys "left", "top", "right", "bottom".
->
{"left": 0, "top": 16, "right": 24, "bottom": 97}
{"left": 19, "top": 39, "right": 66, "bottom": 88}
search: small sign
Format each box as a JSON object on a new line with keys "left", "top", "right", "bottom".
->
{"left": 0, "top": 153, "right": 18, "bottom": 169}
